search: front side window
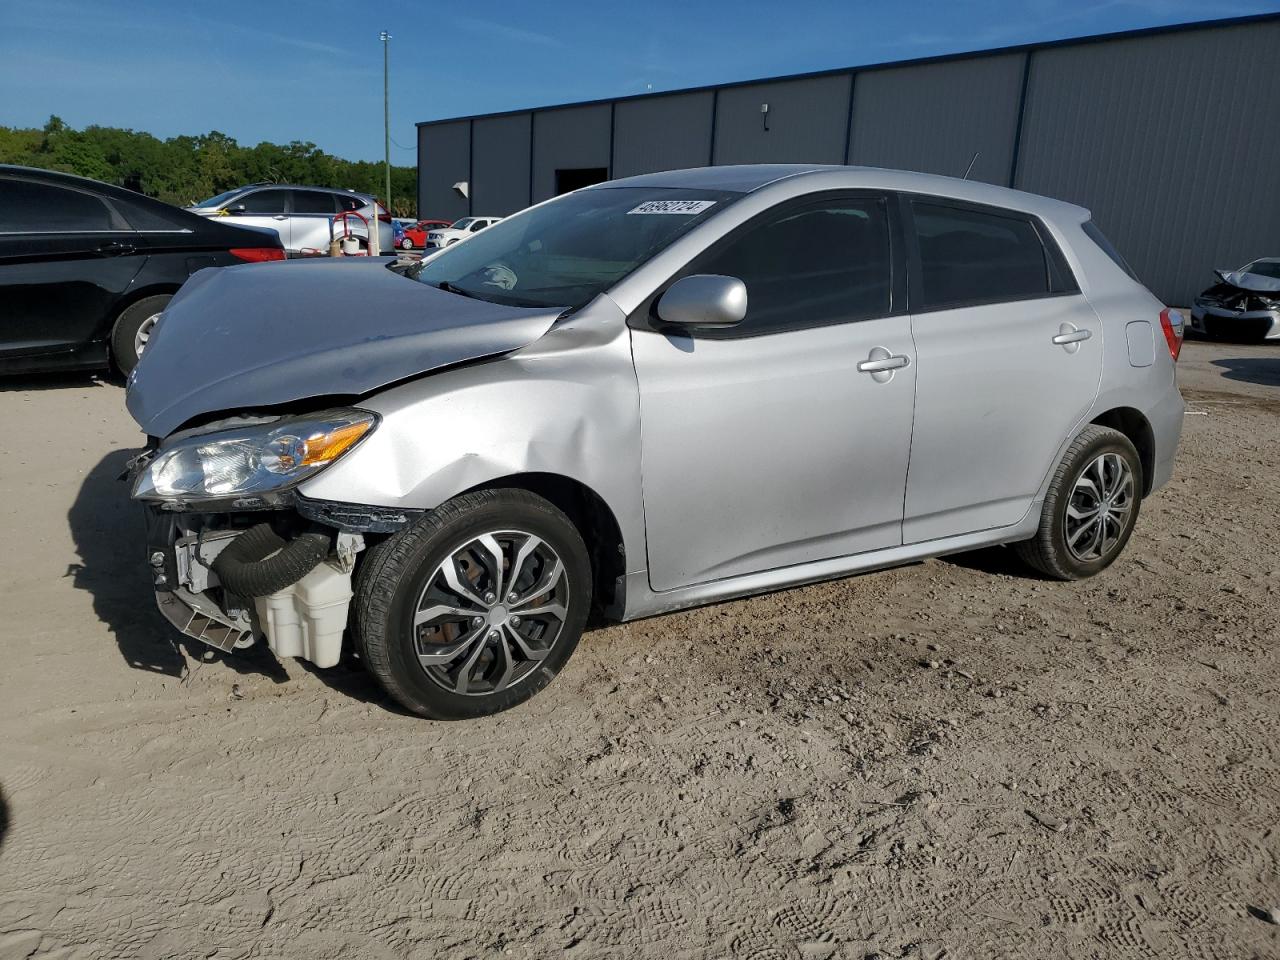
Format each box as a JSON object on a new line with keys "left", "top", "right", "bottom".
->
{"left": 411, "top": 187, "right": 736, "bottom": 309}
{"left": 470, "top": 220, "right": 488, "bottom": 232}
{"left": 911, "top": 202, "right": 1059, "bottom": 310}
{"left": 685, "top": 197, "right": 892, "bottom": 336}
{"left": 239, "top": 189, "right": 288, "bottom": 214}
{"left": 292, "top": 190, "right": 337, "bottom": 214}
{"left": 0, "top": 179, "right": 124, "bottom": 233}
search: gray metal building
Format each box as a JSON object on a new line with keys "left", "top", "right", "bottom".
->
{"left": 417, "top": 13, "right": 1280, "bottom": 306}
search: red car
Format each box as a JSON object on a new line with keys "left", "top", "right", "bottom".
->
{"left": 402, "top": 219, "right": 452, "bottom": 249}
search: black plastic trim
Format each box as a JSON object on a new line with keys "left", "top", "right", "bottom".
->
{"left": 297, "top": 495, "right": 424, "bottom": 533}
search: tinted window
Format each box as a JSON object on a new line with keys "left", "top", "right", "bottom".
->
{"left": 292, "top": 190, "right": 337, "bottom": 214}
{"left": 1082, "top": 220, "right": 1139, "bottom": 282}
{"left": 688, "top": 197, "right": 892, "bottom": 335}
{"left": 113, "top": 194, "right": 193, "bottom": 231}
{"left": 912, "top": 202, "right": 1051, "bottom": 309}
{"left": 336, "top": 194, "right": 364, "bottom": 212}
{"left": 0, "top": 179, "right": 124, "bottom": 232}
{"left": 239, "top": 189, "right": 288, "bottom": 214}
{"left": 470, "top": 220, "right": 488, "bottom": 232}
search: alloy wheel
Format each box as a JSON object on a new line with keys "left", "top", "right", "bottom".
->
{"left": 1064, "top": 452, "right": 1134, "bottom": 562}
{"left": 411, "top": 530, "right": 570, "bottom": 696}
{"left": 134, "top": 312, "right": 162, "bottom": 358}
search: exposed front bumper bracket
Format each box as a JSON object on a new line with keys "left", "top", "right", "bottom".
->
{"left": 156, "top": 586, "right": 253, "bottom": 653}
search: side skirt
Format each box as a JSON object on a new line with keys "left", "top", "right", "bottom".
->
{"left": 618, "top": 506, "right": 1042, "bottom": 622}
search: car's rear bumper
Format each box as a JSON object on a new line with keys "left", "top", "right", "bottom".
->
{"left": 1190, "top": 304, "right": 1280, "bottom": 339}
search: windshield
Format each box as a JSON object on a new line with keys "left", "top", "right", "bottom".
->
{"left": 410, "top": 187, "right": 737, "bottom": 309}
{"left": 1242, "top": 260, "right": 1280, "bottom": 280}
{"left": 448, "top": 218, "right": 474, "bottom": 231}
{"left": 194, "top": 189, "right": 244, "bottom": 209}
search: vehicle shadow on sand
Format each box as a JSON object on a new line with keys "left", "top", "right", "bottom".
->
{"left": 0, "top": 784, "right": 9, "bottom": 854}
{"left": 68, "top": 450, "right": 290, "bottom": 684}
{"left": 68, "top": 450, "right": 419, "bottom": 712}
{"left": 1211, "top": 356, "right": 1280, "bottom": 388}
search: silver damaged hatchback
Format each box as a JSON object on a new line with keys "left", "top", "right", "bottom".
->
{"left": 127, "top": 165, "right": 1185, "bottom": 719}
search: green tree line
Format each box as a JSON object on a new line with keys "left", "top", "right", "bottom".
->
{"left": 0, "top": 116, "right": 418, "bottom": 216}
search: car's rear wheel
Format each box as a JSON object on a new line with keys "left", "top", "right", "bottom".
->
{"left": 353, "top": 489, "right": 592, "bottom": 719}
{"left": 110, "top": 294, "right": 172, "bottom": 375}
{"left": 1015, "top": 425, "right": 1142, "bottom": 580}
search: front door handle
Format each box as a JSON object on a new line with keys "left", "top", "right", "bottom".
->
{"left": 858, "top": 347, "right": 910, "bottom": 384}
{"left": 857, "top": 354, "right": 910, "bottom": 373}
{"left": 272, "top": 215, "right": 288, "bottom": 221}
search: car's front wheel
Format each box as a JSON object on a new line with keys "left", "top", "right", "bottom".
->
{"left": 110, "top": 294, "right": 172, "bottom": 375}
{"left": 400, "top": 237, "right": 413, "bottom": 249}
{"left": 1015, "top": 425, "right": 1142, "bottom": 580}
{"left": 353, "top": 489, "right": 592, "bottom": 719}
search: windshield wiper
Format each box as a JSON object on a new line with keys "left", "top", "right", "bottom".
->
{"left": 434, "top": 280, "right": 482, "bottom": 300}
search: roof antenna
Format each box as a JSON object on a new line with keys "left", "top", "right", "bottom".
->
{"left": 962, "top": 151, "right": 980, "bottom": 180}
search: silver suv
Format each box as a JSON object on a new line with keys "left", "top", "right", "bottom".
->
{"left": 187, "top": 184, "right": 394, "bottom": 256}
{"left": 129, "top": 164, "right": 1184, "bottom": 720}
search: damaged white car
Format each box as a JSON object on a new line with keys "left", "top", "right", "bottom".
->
{"left": 127, "top": 165, "right": 1184, "bottom": 719}
{"left": 1190, "top": 258, "right": 1280, "bottom": 340}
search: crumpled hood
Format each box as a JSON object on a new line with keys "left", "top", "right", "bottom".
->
{"left": 126, "top": 257, "right": 563, "bottom": 437}
{"left": 1215, "top": 268, "right": 1280, "bottom": 294}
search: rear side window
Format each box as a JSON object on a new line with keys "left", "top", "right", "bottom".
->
{"left": 688, "top": 197, "right": 893, "bottom": 336}
{"left": 239, "top": 189, "right": 288, "bottom": 214}
{"left": 1082, "top": 220, "right": 1139, "bottom": 282}
{"left": 0, "top": 179, "right": 127, "bottom": 232}
{"left": 336, "top": 194, "right": 364, "bottom": 212}
{"left": 292, "top": 190, "right": 338, "bottom": 214}
{"left": 911, "top": 201, "right": 1067, "bottom": 310}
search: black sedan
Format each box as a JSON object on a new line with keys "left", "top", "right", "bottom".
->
{"left": 0, "top": 165, "right": 285, "bottom": 375}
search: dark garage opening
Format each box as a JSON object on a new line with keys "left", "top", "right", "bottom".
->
{"left": 555, "top": 167, "right": 608, "bottom": 194}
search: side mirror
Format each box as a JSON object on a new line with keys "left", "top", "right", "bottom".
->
{"left": 656, "top": 274, "right": 747, "bottom": 328}
{"left": 226, "top": 203, "right": 247, "bottom": 214}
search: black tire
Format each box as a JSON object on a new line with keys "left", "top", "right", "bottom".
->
{"left": 353, "top": 489, "right": 592, "bottom": 719}
{"left": 110, "top": 294, "right": 172, "bottom": 375}
{"left": 400, "top": 237, "right": 413, "bottom": 249}
{"left": 1015, "top": 425, "right": 1143, "bottom": 580}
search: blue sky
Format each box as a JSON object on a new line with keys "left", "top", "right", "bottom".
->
{"left": 1, "top": 0, "right": 1275, "bottom": 162}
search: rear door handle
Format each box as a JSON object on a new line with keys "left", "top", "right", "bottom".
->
{"left": 858, "top": 354, "right": 910, "bottom": 373}
{"left": 1052, "top": 328, "right": 1092, "bottom": 345}
{"left": 95, "top": 240, "right": 136, "bottom": 256}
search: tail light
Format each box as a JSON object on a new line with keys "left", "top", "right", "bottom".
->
{"left": 1159, "top": 307, "right": 1184, "bottom": 361}
{"left": 230, "top": 247, "right": 286, "bottom": 263}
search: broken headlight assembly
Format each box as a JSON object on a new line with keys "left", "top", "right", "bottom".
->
{"left": 132, "top": 409, "right": 377, "bottom": 507}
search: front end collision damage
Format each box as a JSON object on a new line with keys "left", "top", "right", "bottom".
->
{"left": 1191, "top": 267, "right": 1280, "bottom": 340}
{"left": 129, "top": 294, "right": 647, "bottom": 668}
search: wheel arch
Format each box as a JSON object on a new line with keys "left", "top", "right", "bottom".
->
{"left": 1090, "top": 406, "right": 1155, "bottom": 496}
{"left": 462, "top": 472, "right": 627, "bottom": 618}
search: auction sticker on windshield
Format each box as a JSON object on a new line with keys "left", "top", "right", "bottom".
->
{"left": 627, "top": 200, "right": 717, "bottom": 215}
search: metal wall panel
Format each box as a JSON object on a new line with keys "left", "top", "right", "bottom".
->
{"left": 472, "top": 113, "right": 532, "bottom": 216}
{"left": 613, "top": 91, "right": 715, "bottom": 178}
{"left": 1016, "top": 20, "right": 1280, "bottom": 305}
{"left": 712, "top": 75, "right": 850, "bottom": 165}
{"left": 531, "top": 104, "right": 612, "bottom": 202}
{"left": 419, "top": 120, "right": 470, "bottom": 221}
{"left": 849, "top": 53, "right": 1025, "bottom": 186}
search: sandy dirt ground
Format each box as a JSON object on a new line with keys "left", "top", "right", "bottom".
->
{"left": 0, "top": 339, "right": 1277, "bottom": 960}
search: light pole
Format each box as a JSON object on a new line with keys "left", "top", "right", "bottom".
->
{"left": 380, "top": 30, "right": 391, "bottom": 214}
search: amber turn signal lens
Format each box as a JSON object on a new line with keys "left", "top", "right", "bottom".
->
{"left": 301, "top": 420, "right": 373, "bottom": 467}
